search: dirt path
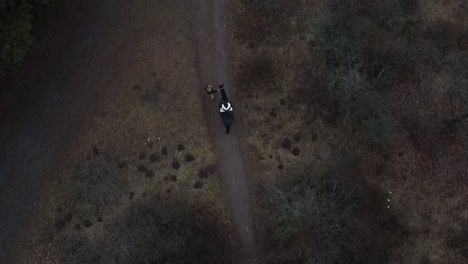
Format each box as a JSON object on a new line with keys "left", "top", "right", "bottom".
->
{"left": 0, "top": 0, "right": 258, "bottom": 262}
{"left": 192, "top": 1, "right": 259, "bottom": 263}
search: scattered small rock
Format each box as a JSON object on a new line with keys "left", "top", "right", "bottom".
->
{"left": 185, "top": 153, "right": 195, "bottom": 162}
{"left": 293, "top": 133, "right": 302, "bottom": 142}
{"left": 312, "top": 133, "right": 318, "bottom": 141}
{"left": 54, "top": 218, "right": 66, "bottom": 231}
{"left": 137, "top": 165, "right": 147, "bottom": 173}
{"left": 199, "top": 169, "right": 208, "bottom": 179}
{"left": 150, "top": 153, "right": 160, "bottom": 163}
{"left": 177, "top": 144, "right": 185, "bottom": 151}
{"left": 278, "top": 164, "right": 284, "bottom": 170}
{"left": 145, "top": 170, "right": 154, "bottom": 179}
{"left": 139, "top": 153, "right": 146, "bottom": 159}
{"left": 281, "top": 138, "right": 292, "bottom": 150}
{"left": 83, "top": 220, "right": 93, "bottom": 228}
{"left": 133, "top": 84, "right": 141, "bottom": 90}
{"left": 92, "top": 146, "right": 99, "bottom": 156}
{"left": 279, "top": 98, "right": 286, "bottom": 106}
{"left": 129, "top": 192, "right": 134, "bottom": 199}
{"left": 64, "top": 214, "right": 72, "bottom": 223}
{"left": 170, "top": 175, "right": 177, "bottom": 182}
{"left": 193, "top": 181, "right": 203, "bottom": 189}
{"left": 172, "top": 160, "right": 180, "bottom": 170}
{"left": 161, "top": 147, "right": 168, "bottom": 156}
{"left": 291, "top": 147, "right": 301, "bottom": 156}
{"left": 118, "top": 161, "right": 127, "bottom": 169}
{"left": 166, "top": 188, "right": 171, "bottom": 193}
{"left": 97, "top": 217, "right": 103, "bottom": 223}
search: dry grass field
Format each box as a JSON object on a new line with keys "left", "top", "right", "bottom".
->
{"left": 228, "top": 0, "right": 468, "bottom": 263}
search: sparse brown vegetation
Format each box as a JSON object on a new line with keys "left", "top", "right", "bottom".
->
{"left": 265, "top": 156, "right": 398, "bottom": 263}
{"left": 230, "top": 0, "right": 468, "bottom": 262}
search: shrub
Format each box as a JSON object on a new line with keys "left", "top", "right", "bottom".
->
{"left": 315, "top": 18, "right": 358, "bottom": 63}
{"left": 235, "top": 0, "right": 299, "bottom": 43}
{"left": 379, "top": 0, "right": 416, "bottom": 31}
{"left": 100, "top": 197, "right": 227, "bottom": 263}
{"left": 0, "top": 0, "right": 54, "bottom": 74}
{"left": 237, "top": 54, "right": 282, "bottom": 95}
{"left": 326, "top": 59, "right": 396, "bottom": 146}
{"left": 70, "top": 158, "right": 127, "bottom": 219}
{"left": 363, "top": 112, "right": 397, "bottom": 146}
{"left": 265, "top": 163, "right": 390, "bottom": 263}
{"left": 446, "top": 54, "right": 468, "bottom": 126}
{"left": 314, "top": 5, "right": 398, "bottom": 147}
{"left": 0, "top": 1, "right": 33, "bottom": 74}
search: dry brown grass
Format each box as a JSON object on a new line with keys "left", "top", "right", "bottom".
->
{"left": 229, "top": 0, "right": 468, "bottom": 263}
{"left": 16, "top": 2, "right": 231, "bottom": 262}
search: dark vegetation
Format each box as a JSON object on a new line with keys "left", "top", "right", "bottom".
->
{"left": 59, "top": 196, "right": 227, "bottom": 264}
{"left": 233, "top": 0, "right": 468, "bottom": 262}
{"left": 0, "top": 0, "right": 54, "bottom": 75}
{"left": 236, "top": 0, "right": 468, "bottom": 149}
{"left": 69, "top": 158, "right": 128, "bottom": 220}
{"left": 265, "top": 156, "right": 400, "bottom": 263}
{"left": 47, "top": 150, "right": 227, "bottom": 263}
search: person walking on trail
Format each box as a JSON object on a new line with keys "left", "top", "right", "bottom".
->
{"left": 205, "top": 83, "right": 225, "bottom": 99}
{"left": 218, "top": 87, "right": 234, "bottom": 134}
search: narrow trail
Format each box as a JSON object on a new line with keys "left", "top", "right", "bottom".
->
{"left": 0, "top": 0, "right": 259, "bottom": 262}
{"left": 192, "top": 1, "right": 260, "bottom": 263}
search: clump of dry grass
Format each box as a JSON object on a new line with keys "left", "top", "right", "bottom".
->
{"left": 69, "top": 157, "right": 128, "bottom": 220}
{"left": 237, "top": 53, "right": 283, "bottom": 95}
{"left": 231, "top": 0, "right": 468, "bottom": 263}
{"left": 264, "top": 155, "right": 400, "bottom": 263}
{"left": 97, "top": 194, "right": 228, "bottom": 264}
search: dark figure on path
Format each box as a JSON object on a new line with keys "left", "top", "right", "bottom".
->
{"left": 218, "top": 87, "right": 233, "bottom": 134}
{"left": 205, "top": 83, "right": 224, "bottom": 99}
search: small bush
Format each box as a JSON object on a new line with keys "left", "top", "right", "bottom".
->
{"left": 234, "top": 0, "right": 299, "bottom": 43}
{"left": 238, "top": 54, "right": 282, "bottom": 95}
{"left": 447, "top": 222, "right": 468, "bottom": 250}
{"left": 326, "top": 59, "right": 396, "bottom": 146}
{"left": 379, "top": 0, "right": 416, "bottom": 31}
{"left": 314, "top": 3, "right": 400, "bottom": 148}
{"left": 59, "top": 236, "right": 99, "bottom": 264}
{"left": 363, "top": 113, "right": 397, "bottom": 146}
{"left": 315, "top": 18, "right": 358, "bottom": 63}
{"left": 265, "top": 163, "right": 390, "bottom": 263}
{"left": 0, "top": 1, "right": 33, "bottom": 74}
{"left": 100, "top": 197, "right": 227, "bottom": 263}
{"left": 70, "top": 158, "right": 127, "bottom": 219}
